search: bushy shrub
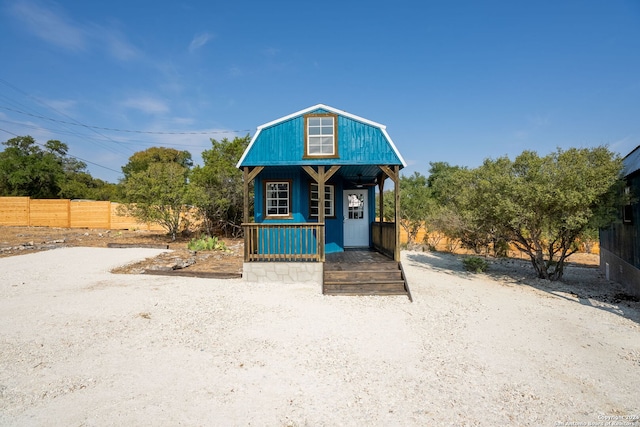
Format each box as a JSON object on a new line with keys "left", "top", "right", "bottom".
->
{"left": 463, "top": 256, "right": 488, "bottom": 273}
{"left": 187, "top": 236, "right": 228, "bottom": 252}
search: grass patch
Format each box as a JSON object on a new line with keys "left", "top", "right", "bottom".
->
{"left": 463, "top": 256, "right": 489, "bottom": 273}
{"left": 187, "top": 235, "right": 228, "bottom": 252}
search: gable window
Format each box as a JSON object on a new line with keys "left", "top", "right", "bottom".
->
{"left": 310, "top": 183, "right": 335, "bottom": 218}
{"left": 304, "top": 114, "right": 338, "bottom": 158}
{"left": 265, "top": 181, "right": 291, "bottom": 218}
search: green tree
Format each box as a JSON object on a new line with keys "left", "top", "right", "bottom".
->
{"left": 0, "top": 136, "right": 72, "bottom": 198}
{"left": 397, "top": 172, "right": 435, "bottom": 245}
{"left": 427, "top": 161, "right": 465, "bottom": 202}
{"left": 187, "top": 136, "right": 250, "bottom": 237}
{"left": 121, "top": 146, "right": 192, "bottom": 180}
{"left": 120, "top": 147, "right": 192, "bottom": 240}
{"left": 458, "top": 147, "right": 624, "bottom": 280}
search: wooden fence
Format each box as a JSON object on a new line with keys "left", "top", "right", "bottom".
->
{"left": 0, "top": 197, "right": 163, "bottom": 230}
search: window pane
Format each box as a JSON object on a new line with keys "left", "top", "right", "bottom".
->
{"left": 308, "top": 127, "right": 320, "bottom": 135}
{"left": 321, "top": 137, "right": 334, "bottom": 154}
{"left": 308, "top": 140, "right": 321, "bottom": 154}
{"left": 321, "top": 117, "right": 333, "bottom": 126}
{"left": 266, "top": 181, "right": 289, "bottom": 216}
{"left": 320, "top": 125, "right": 332, "bottom": 135}
{"left": 308, "top": 117, "right": 321, "bottom": 126}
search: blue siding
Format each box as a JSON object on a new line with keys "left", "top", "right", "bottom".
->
{"left": 242, "top": 106, "right": 400, "bottom": 256}
{"left": 240, "top": 109, "right": 402, "bottom": 166}
{"left": 254, "top": 170, "right": 347, "bottom": 253}
{"left": 253, "top": 170, "right": 377, "bottom": 254}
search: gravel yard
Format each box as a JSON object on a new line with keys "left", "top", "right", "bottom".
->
{"left": 1, "top": 247, "right": 639, "bottom": 426}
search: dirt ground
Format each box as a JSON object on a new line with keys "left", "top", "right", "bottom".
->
{"left": 0, "top": 245, "right": 638, "bottom": 425}
{"left": 0, "top": 225, "right": 602, "bottom": 277}
{"left": 0, "top": 226, "right": 244, "bottom": 277}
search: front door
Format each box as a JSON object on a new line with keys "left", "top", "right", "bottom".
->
{"left": 343, "top": 189, "right": 369, "bottom": 247}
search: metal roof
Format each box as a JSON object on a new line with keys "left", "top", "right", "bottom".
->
{"left": 623, "top": 145, "right": 640, "bottom": 177}
{"left": 236, "top": 104, "right": 407, "bottom": 169}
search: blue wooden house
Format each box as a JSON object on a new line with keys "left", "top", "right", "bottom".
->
{"left": 237, "top": 104, "right": 409, "bottom": 297}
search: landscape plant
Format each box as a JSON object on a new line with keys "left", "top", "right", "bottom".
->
{"left": 188, "top": 136, "right": 250, "bottom": 237}
{"left": 440, "top": 147, "right": 624, "bottom": 280}
{"left": 120, "top": 147, "right": 193, "bottom": 241}
{"left": 462, "top": 256, "right": 489, "bottom": 273}
{"left": 187, "top": 235, "right": 228, "bottom": 252}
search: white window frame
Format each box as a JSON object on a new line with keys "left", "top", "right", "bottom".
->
{"left": 304, "top": 114, "right": 337, "bottom": 158}
{"left": 310, "top": 183, "right": 335, "bottom": 218}
{"left": 265, "top": 181, "right": 291, "bottom": 218}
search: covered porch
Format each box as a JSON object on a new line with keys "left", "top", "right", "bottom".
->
{"left": 241, "top": 164, "right": 402, "bottom": 263}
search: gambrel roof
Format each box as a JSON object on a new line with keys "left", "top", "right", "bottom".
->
{"left": 237, "top": 104, "right": 406, "bottom": 168}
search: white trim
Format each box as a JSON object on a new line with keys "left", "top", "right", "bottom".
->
{"left": 237, "top": 104, "right": 407, "bottom": 168}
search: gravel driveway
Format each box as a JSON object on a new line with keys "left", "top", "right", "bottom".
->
{"left": 1, "top": 247, "right": 639, "bottom": 426}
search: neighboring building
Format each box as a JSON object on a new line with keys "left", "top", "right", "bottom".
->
{"left": 600, "top": 145, "right": 640, "bottom": 296}
{"left": 237, "top": 104, "right": 408, "bottom": 296}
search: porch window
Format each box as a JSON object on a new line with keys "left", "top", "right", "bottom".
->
{"left": 310, "top": 183, "right": 335, "bottom": 218}
{"left": 304, "top": 114, "right": 338, "bottom": 158}
{"left": 265, "top": 181, "right": 291, "bottom": 218}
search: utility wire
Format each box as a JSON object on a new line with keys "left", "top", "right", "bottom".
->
{"left": 0, "top": 128, "right": 122, "bottom": 175}
{"left": 0, "top": 118, "right": 220, "bottom": 148}
{"left": 0, "top": 105, "right": 251, "bottom": 135}
{"left": 0, "top": 78, "right": 133, "bottom": 156}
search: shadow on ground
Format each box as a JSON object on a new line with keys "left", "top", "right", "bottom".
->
{"left": 404, "top": 250, "right": 640, "bottom": 324}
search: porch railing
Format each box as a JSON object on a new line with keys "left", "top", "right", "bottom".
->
{"left": 372, "top": 221, "right": 396, "bottom": 259}
{"left": 242, "top": 223, "right": 325, "bottom": 262}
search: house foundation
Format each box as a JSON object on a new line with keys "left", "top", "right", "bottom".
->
{"left": 242, "top": 262, "right": 323, "bottom": 284}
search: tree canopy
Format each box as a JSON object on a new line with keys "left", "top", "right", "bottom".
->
{"left": 120, "top": 147, "right": 192, "bottom": 240}
{"left": 0, "top": 135, "right": 115, "bottom": 199}
{"left": 437, "top": 147, "right": 624, "bottom": 280}
{"left": 187, "top": 136, "right": 250, "bottom": 237}
{"left": 120, "top": 146, "right": 193, "bottom": 181}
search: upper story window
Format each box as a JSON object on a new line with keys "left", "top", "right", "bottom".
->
{"left": 304, "top": 114, "right": 338, "bottom": 158}
{"left": 265, "top": 181, "right": 291, "bottom": 218}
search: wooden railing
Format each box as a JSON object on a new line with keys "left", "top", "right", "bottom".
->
{"left": 372, "top": 221, "right": 396, "bottom": 259}
{"left": 242, "top": 223, "right": 325, "bottom": 262}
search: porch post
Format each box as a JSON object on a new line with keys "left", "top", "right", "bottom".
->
{"left": 242, "top": 166, "right": 264, "bottom": 223}
{"left": 318, "top": 166, "right": 326, "bottom": 262}
{"left": 394, "top": 165, "right": 400, "bottom": 261}
{"left": 302, "top": 165, "right": 340, "bottom": 262}
{"left": 377, "top": 172, "right": 386, "bottom": 245}
{"left": 243, "top": 167, "right": 249, "bottom": 224}
{"left": 379, "top": 165, "right": 401, "bottom": 261}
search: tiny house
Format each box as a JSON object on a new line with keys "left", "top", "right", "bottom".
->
{"left": 237, "top": 104, "right": 409, "bottom": 296}
{"left": 600, "top": 145, "right": 640, "bottom": 297}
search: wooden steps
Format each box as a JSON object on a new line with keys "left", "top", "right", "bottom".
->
{"left": 323, "top": 261, "right": 410, "bottom": 299}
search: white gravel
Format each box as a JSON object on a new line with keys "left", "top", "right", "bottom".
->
{"left": 1, "top": 247, "right": 639, "bottom": 426}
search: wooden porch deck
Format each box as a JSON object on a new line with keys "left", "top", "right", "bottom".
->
{"left": 323, "top": 249, "right": 412, "bottom": 300}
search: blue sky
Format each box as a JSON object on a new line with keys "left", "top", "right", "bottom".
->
{"left": 1, "top": 0, "right": 639, "bottom": 183}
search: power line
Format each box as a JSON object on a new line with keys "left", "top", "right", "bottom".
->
{"left": 0, "top": 79, "right": 133, "bottom": 157}
{"left": 0, "top": 105, "right": 251, "bottom": 135}
{"left": 0, "top": 118, "right": 217, "bottom": 148}
{"left": 0, "top": 128, "right": 122, "bottom": 175}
